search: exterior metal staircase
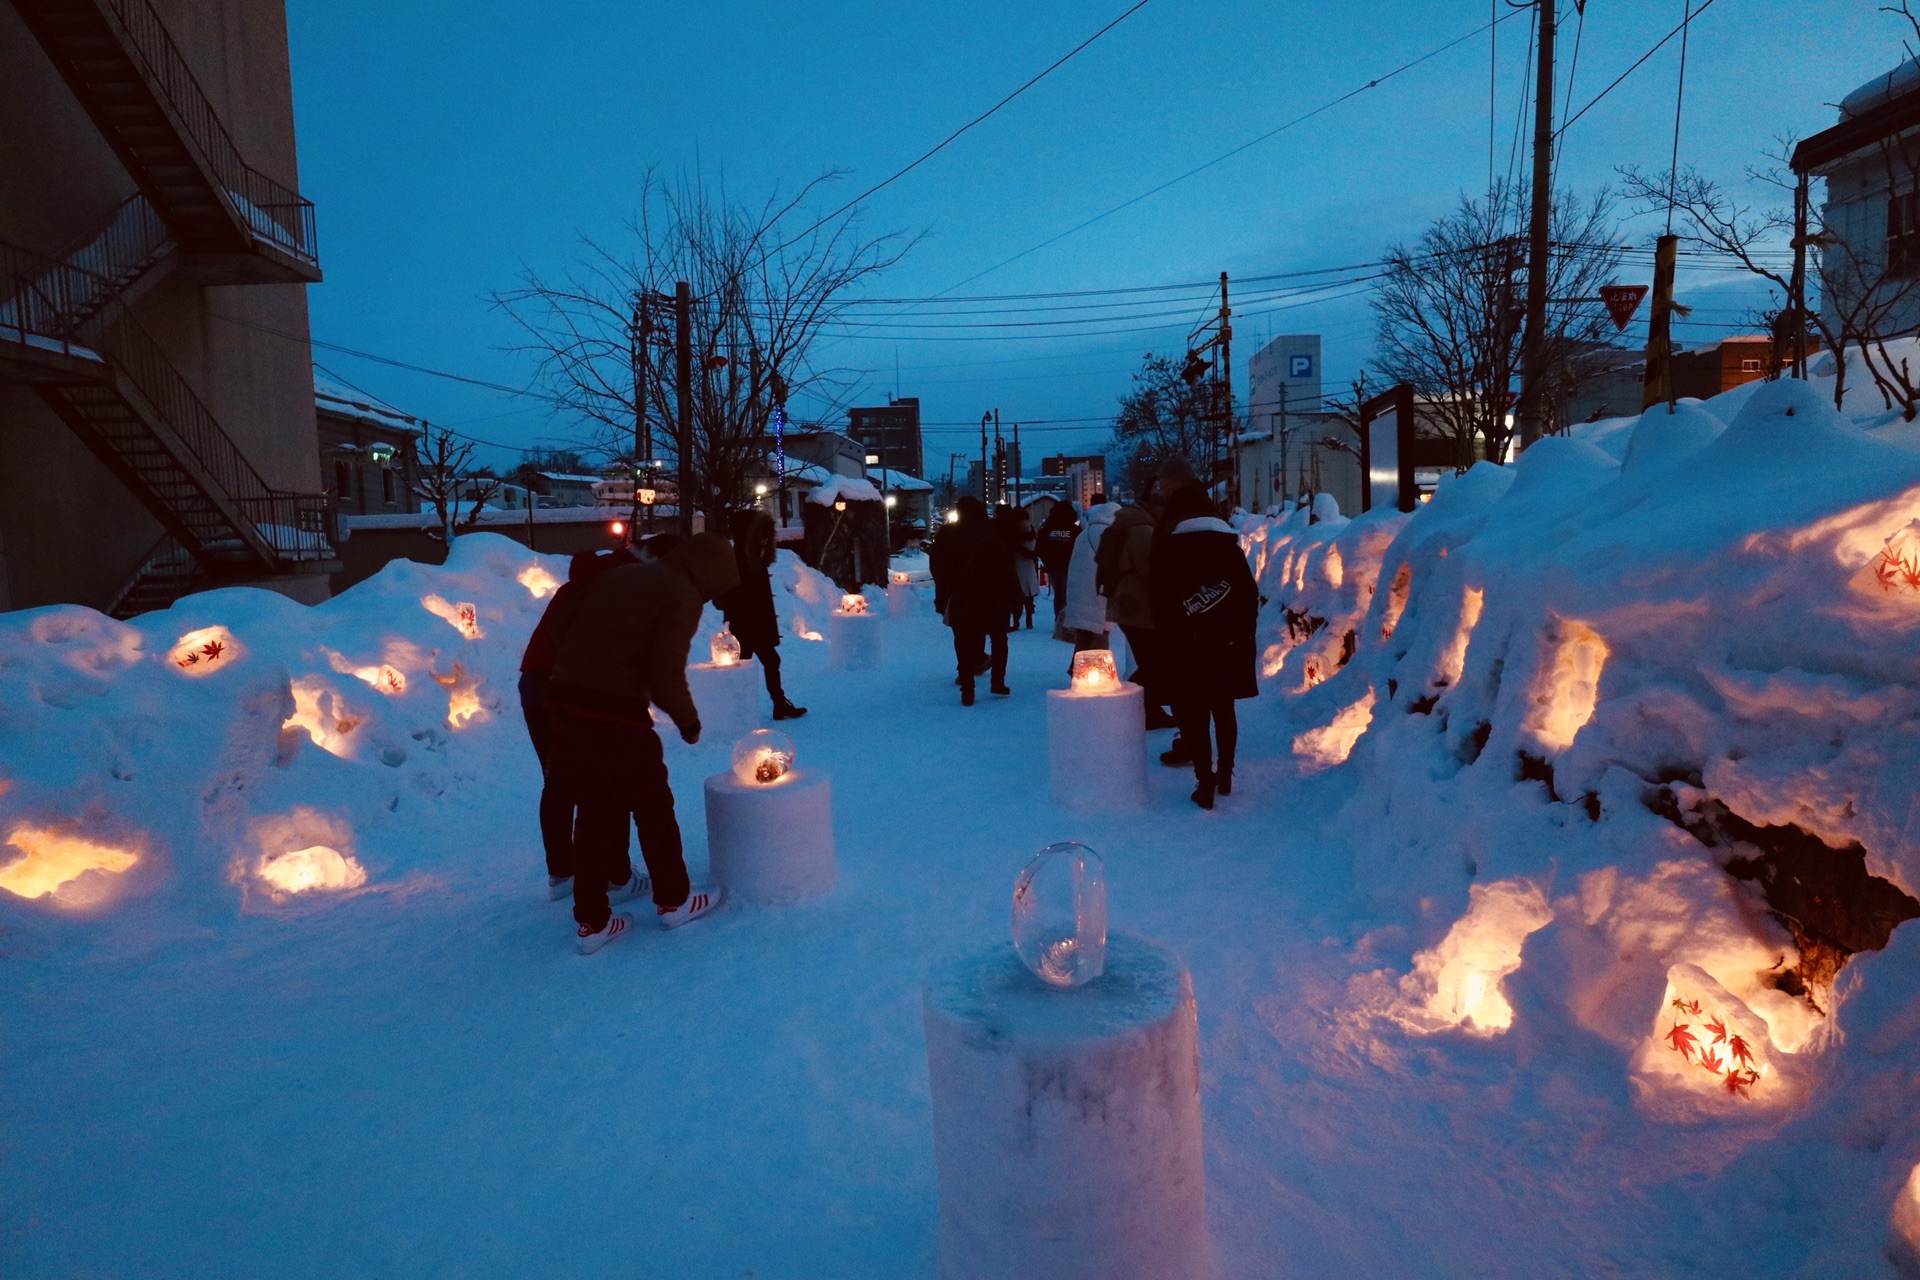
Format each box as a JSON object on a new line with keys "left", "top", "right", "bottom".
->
{"left": 1, "top": 239, "right": 333, "bottom": 618}
{"left": 11, "top": 0, "right": 322, "bottom": 285}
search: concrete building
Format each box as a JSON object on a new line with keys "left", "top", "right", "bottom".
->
{"left": 1042, "top": 453, "right": 1106, "bottom": 506}
{"left": 316, "top": 378, "right": 422, "bottom": 518}
{"left": 1, "top": 0, "right": 330, "bottom": 616}
{"left": 846, "top": 396, "right": 923, "bottom": 483}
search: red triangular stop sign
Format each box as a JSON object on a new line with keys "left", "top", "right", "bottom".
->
{"left": 1600, "top": 283, "right": 1650, "bottom": 331}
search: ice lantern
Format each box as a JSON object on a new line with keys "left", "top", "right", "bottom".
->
{"left": 1070, "top": 649, "right": 1120, "bottom": 693}
{"left": 838, "top": 592, "right": 869, "bottom": 615}
{"left": 711, "top": 628, "right": 742, "bottom": 666}
{"left": 1011, "top": 841, "right": 1108, "bottom": 987}
{"left": 732, "top": 728, "right": 795, "bottom": 786}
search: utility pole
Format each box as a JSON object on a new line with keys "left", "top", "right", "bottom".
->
{"left": 631, "top": 294, "right": 650, "bottom": 533}
{"left": 1517, "top": 0, "right": 1556, "bottom": 450}
{"left": 1641, "top": 233, "right": 1680, "bottom": 410}
{"left": 674, "top": 280, "right": 693, "bottom": 536}
{"left": 979, "top": 411, "right": 991, "bottom": 503}
{"left": 1790, "top": 173, "right": 1811, "bottom": 379}
{"left": 1011, "top": 420, "right": 1022, "bottom": 509}
{"left": 1219, "top": 272, "right": 1233, "bottom": 507}
{"left": 993, "top": 408, "right": 1004, "bottom": 505}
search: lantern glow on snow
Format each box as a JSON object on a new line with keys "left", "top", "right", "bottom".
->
{"left": 0, "top": 825, "right": 138, "bottom": 902}
{"left": 732, "top": 728, "right": 795, "bottom": 786}
{"left": 711, "top": 630, "right": 743, "bottom": 666}
{"left": 1011, "top": 841, "right": 1108, "bottom": 988}
{"left": 168, "top": 626, "right": 240, "bottom": 675}
{"left": 255, "top": 845, "right": 368, "bottom": 898}
{"left": 1068, "top": 649, "right": 1121, "bottom": 694}
{"left": 422, "top": 594, "right": 483, "bottom": 640}
{"left": 837, "top": 593, "right": 868, "bottom": 616}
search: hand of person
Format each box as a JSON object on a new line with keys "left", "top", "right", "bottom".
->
{"left": 680, "top": 722, "right": 701, "bottom": 746}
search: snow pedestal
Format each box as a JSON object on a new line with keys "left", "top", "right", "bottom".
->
{"left": 829, "top": 611, "right": 882, "bottom": 670}
{"left": 886, "top": 581, "right": 915, "bottom": 618}
{"left": 1046, "top": 684, "right": 1147, "bottom": 810}
{"left": 922, "top": 932, "right": 1213, "bottom": 1280}
{"left": 702, "top": 769, "right": 836, "bottom": 903}
{"left": 685, "top": 660, "right": 763, "bottom": 741}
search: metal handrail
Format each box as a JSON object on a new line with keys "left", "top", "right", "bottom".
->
{"left": 99, "top": 0, "right": 319, "bottom": 268}
{"left": 0, "top": 197, "right": 173, "bottom": 339}
{"left": 1, "top": 239, "right": 332, "bottom": 565}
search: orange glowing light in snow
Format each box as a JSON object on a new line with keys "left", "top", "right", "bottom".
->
{"left": 324, "top": 649, "right": 407, "bottom": 695}
{"left": 255, "top": 845, "right": 367, "bottom": 896}
{"left": 891, "top": 570, "right": 911, "bottom": 584}
{"left": 168, "top": 625, "right": 240, "bottom": 675}
{"left": 433, "top": 662, "right": 488, "bottom": 728}
{"left": 1434, "top": 586, "right": 1486, "bottom": 687}
{"left": 285, "top": 677, "right": 362, "bottom": 758}
{"left": 518, "top": 564, "right": 561, "bottom": 599}
{"left": 0, "top": 825, "right": 139, "bottom": 900}
{"left": 1292, "top": 688, "right": 1377, "bottom": 770}
{"left": 1397, "top": 879, "right": 1553, "bottom": 1036}
{"left": 1069, "top": 649, "right": 1121, "bottom": 693}
{"left": 710, "top": 630, "right": 742, "bottom": 666}
{"left": 422, "top": 594, "right": 483, "bottom": 639}
{"left": 1525, "top": 619, "right": 1609, "bottom": 753}
{"left": 837, "top": 593, "right": 868, "bottom": 615}
{"left": 793, "top": 612, "right": 824, "bottom": 642}
{"left": 1379, "top": 563, "right": 1413, "bottom": 640}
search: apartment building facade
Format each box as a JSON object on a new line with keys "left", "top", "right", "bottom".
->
{"left": 0, "top": 0, "right": 329, "bottom": 615}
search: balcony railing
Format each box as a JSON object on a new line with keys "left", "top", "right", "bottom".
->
{"left": 100, "top": 0, "right": 319, "bottom": 269}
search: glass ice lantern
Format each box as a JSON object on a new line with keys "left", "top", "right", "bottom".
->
{"left": 838, "top": 592, "right": 869, "bottom": 615}
{"left": 1069, "top": 649, "right": 1121, "bottom": 694}
{"left": 1011, "top": 841, "right": 1108, "bottom": 988}
{"left": 732, "top": 728, "right": 796, "bottom": 786}
{"left": 711, "top": 628, "right": 742, "bottom": 666}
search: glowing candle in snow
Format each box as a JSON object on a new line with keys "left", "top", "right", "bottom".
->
{"left": 1292, "top": 688, "right": 1377, "bottom": 771}
{"left": 0, "top": 825, "right": 138, "bottom": 901}
{"left": 168, "top": 625, "right": 240, "bottom": 675}
{"left": 422, "top": 594, "right": 483, "bottom": 639}
{"left": 1525, "top": 618, "right": 1608, "bottom": 752}
{"left": 1011, "top": 841, "right": 1107, "bottom": 988}
{"left": 326, "top": 649, "right": 407, "bottom": 694}
{"left": 518, "top": 564, "right": 560, "bottom": 599}
{"left": 285, "top": 677, "right": 363, "bottom": 758}
{"left": 891, "top": 570, "right": 911, "bottom": 585}
{"left": 731, "top": 728, "right": 796, "bottom": 786}
{"left": 256, "top": 845, "right": 368, "bottom": 897}
{"left": 1069, "top": 649, "right": 1121, "bottom": 694}
{"left": 432, "top": 662, "right": 488, "bottom": 728}
{"left": 837, "top": 593, "right": 868, "bottom": 615}
{"left": 711, "top": 629, "right": 742, "bottom": 666}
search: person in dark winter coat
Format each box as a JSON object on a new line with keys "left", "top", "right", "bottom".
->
{"left": 1036, "top": 500, "right": 1079, "bottom": 636}
{"left": 1006, "top": 506, "right": 1040, "bottom": 630}
{"left": 716, "top": 508, "right": 806, "bottom": 720}
{"left": 545, "top": 532, "right": 739, "bottom": 951}
{"left": 1150, "top": 485, "right": 1258, "bottom": 810}
{"left": 519, "top": 546, "right": 635, "bottom": 901}
{"left": 930, "top": 496, "right": 1021, "bottom": 705}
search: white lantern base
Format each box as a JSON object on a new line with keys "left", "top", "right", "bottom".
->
{"left": 685, "top": 659, "right": 764, "bottom": 743}
{"left": 1046, "top": 683, "right": 1147, "bottom": 809}
{"left": 886, "top": 580, "right": 916, "bottom": 618}
{"left": 829, "top": 610, "right": 883, "bottom": 670}
{"left": 702, "top": 768, "right": 837, "bottom": 903}
{"left": 923, "top": 933, "right": 1213, "bottom": 1280}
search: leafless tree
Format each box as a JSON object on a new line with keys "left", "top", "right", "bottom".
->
{"left": 413, "top": 428, "right": 501, "bottom": 544}
{"left": 495, "top": 171, "right": 915, "bottom": 522}
{"left": 1371, "top": 182, "right": 1629, "bottom": 466}
{"left": 1109, "top": 351, "right": 1215, "bottom": 491}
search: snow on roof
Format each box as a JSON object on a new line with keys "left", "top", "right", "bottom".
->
{"left": 535, "top": 473, "right": 605, "bottom": 484}
{"left": 1842, "top": 57, "right": 1920, "bottom": 117}
{"left": 314, "top": 374, "right": 423, "bottom": 433}
{"left": 806, "top": 474, "right": 883, "bottom": 506}
{"left": 868, "top": 467, "right": 933, "bottom": 492}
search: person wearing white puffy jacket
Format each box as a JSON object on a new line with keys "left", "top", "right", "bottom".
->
{"left": 1061, "top": 498, "right": 1119, "bottom": 654}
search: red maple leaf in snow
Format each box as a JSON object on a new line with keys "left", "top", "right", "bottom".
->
{"left": 1724, "top": 1069, "right": 1751, "bottom": 1097}
{"left": 1704, "top": 1015, "right": 1727, "bottom": 1044}
{"left": 1665, "top": 1023, "right": 1697, "bottom": 1058}
{"left": 1699, "top": 1049, "right": 1725, "bottom": 1074}
{"left": 201, "top": 640, "right": 224, "bottom": 660}
{"left": 1728, "top": 1035, "right": 1755, "bottom": 1069}
{"left": 177, "top": 652, "right": 198, "bottom": 667}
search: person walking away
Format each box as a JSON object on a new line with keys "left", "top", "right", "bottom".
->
{"left": 1151, "top": 485, "right": 1258, "bottom": 810}
{"left": 1036, "top": 500, "right": 1079, "bottom": 639}
{"left": 1003, "top": 505, "right": 1040, "bottom": 630}
{"left": 1095, "top": 477, "right": 1177, "bottom": 730}
{"left": 546, "top": 531, "right": 740, "bottom": 952}
{"left": 1062, "top": 496, "right": 1119, "bottom": 665}
{"left": 717, "top": 508, "right": 807, "bottom": 720}
{"left": 932, "top": 496, "right": 1019, "bottom": 705}
{"left": 519, "top": 546, "right": 635, "bottom": 901}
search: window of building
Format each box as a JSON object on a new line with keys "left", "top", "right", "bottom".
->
{"left": 1741, "top": 358, "right": 1762, "bottom": 373}
{"left": 1889, "top": 187, "right": 1920, "bottom": 277}
{"left": 382, "top": 468, "right": 394, "bottom": 505}
{"left": 334, "top": 460, "right": 352, "bottom": 500}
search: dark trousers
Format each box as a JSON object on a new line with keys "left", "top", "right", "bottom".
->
{"left": 518, "top": 671, "right": 574, "bottom": 879}
{"left": 953, "top": 626, "right": 1008, "bottom": 690}
{"left": 548, "top": 705, "right": 691, "bottom": 929}
{"left": 1175, "top": 694, "right": 1239, "bottom": 781}
{"left": 1119, "top": 624, "right": 1166, "bottom": 712}
{"left": 740, "top": 638, "right": 788, "bottom": 703}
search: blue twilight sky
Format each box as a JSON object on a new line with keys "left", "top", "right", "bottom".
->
{"left": 287, "top": 0, "right": 1904, "bottom": 470}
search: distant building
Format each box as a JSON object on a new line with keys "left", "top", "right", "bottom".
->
{"left": 520, "top": 472, "right": 602, "bottom": 508}
{"left": 1562, "top": 337, "right": 1779, "bottom": 427}
{"left": 1793, "top": 59, "right": 1920, "bottom": 343}
{"left": 846, "top": 396, "right": 924, "bottom": 482}
{"left": 315, "top": 379, "right": 423, "bottom": 518}
{"left": 1247, "top": 335, "right": 1324, "bottom": 430}
{"left": 1043, "top": 454, "right": 1106, "bottom": 506}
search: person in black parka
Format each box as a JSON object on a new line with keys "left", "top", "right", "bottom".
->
{"left": 717, "top": 508, "right": 807, "bottom": 720}
{"left": 1150, "top": 484, "right": 1258, "bottom": 809}
{"left": 930, "top": 495, "right": 1020, "bottom": 705}
{"left": 1036, "top": 499, "right": 1079, "bottom": 638}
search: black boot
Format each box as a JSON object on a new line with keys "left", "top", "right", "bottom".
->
{"left": 1160, "top": 735, "right": 1192, "bottom": 767}
{"left": 961, "top": 682, "right": 976, "bottom": 707}
{"left": 772, "top": 696, "right": 808, "bottom": 721}
{"left": 1191, "top": 770, "right": 1215, "bottom": 810}
{"left": 1216, "top": 765, "right": 1233, "bottom": 796}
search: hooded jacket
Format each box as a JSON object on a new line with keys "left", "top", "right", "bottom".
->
{"left": 547, "top": 532, "right": 741, "bottom": 732}
{"left": 1150, "top": 511, "right": 1258, "bottom": 702}
{"left": 1062, "top": 502, "right": 1119, "bottom": 633}
{"left": 716, "top": 509, "right": 781, "bottom": 654}
{"left": 931, "top": 507, "right": 1020, "bottom": 632}
{"left": 1095, "top": 501, "right": 1157, "bottom": 630}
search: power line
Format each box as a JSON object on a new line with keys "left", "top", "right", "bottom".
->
{"left": 772, "top": 0, "right": 1154, "bottom": 253}
{"left": 1555, "top": 0, "right": 1720, "bottom": 139}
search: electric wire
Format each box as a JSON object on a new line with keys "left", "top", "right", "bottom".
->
{"left": 1555, "top": 0, "right": 1720, "bottom": 140}
{"left": 1666, "top": 0, "right": 1696, "bottom": 234}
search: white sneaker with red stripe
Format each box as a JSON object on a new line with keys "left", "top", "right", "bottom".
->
{"left": 575, "top": 912, "right": 634, "bottom": 955}
{"left": 606, "top": 872, "right": 652, "bottom": 906}
{"left": 656, "top": 885, "right": 722, "bottom": 930}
